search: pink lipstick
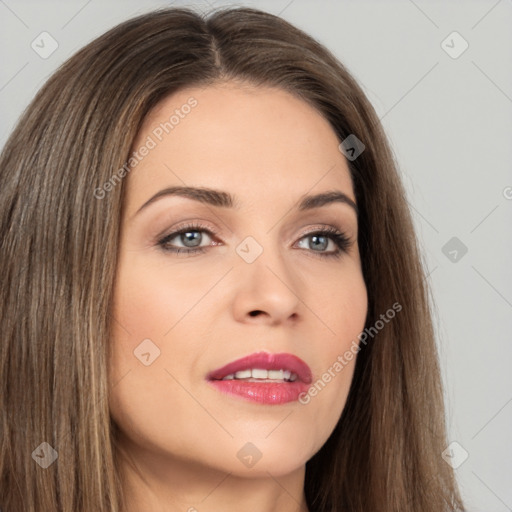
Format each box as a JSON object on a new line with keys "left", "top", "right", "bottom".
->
{"left": 206, "top": 352, "right": 312, "bottom": 405}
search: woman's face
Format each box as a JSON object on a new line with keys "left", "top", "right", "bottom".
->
{"left": 109, "top": 82, "right": 368, "bottom": 478}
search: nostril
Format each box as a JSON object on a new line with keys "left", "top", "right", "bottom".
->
{"left": 249, "top": 310, "right": 263, "bottom": 317}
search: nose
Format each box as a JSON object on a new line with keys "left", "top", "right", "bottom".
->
{"left": 230, "top": 244, "right": 303, "bottom": 326}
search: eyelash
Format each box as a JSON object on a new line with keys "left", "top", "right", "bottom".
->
{"left": 156, "top": 222, "right": 352, "bottom": 259}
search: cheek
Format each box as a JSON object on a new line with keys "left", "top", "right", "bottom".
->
{"left": 309, "top": 259, "right": 368, "bottom": 348}
{"left": 107, "top": 259, "right": 206, "bottom": 458}
{"left": 297, "top": 266, "right": 367, "bottom": 444}
{"left": 112, "top": 250, "right": 215, "bottom": 340}
{"left": 108, "top": 255, "right": 211, "bottom": 400}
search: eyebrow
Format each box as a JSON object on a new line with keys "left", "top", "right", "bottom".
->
{"left": 134, "top": 186, "right": 358, "bottom": 217}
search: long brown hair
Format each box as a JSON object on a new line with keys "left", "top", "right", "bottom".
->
{"left": 0, "top": 7, "right": 464, "bottom": 511}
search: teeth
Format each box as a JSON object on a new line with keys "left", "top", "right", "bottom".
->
{"left": 268, "top": 370, "right": 283, "bottom": 379}
{"left": 234, "top": 370, "right": 251, "bottom": 379}
{"left": 251, "top": 368, "right": 268, "bottom": 379}
{"left": 221, "top": 369, "right": 298, "bottom": 382}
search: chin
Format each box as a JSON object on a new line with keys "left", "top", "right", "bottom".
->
{"left": 220, "top": 451, "right": 310, "bottom": 478}
{"left": 213, "top": 429, "right": 321, "bottom": 477}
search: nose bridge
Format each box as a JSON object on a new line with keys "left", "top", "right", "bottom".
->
{"left": 235, "top": 225, "right": 290, "bottom": 279}
{"left": 232, "top": 229, "right": 302, "bottom": 319}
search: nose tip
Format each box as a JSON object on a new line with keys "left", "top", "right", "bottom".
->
{"left": 231, "top": 260, "right": 302, "bottom": 326}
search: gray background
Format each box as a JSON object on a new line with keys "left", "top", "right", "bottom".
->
{"left": 1, "top": 1, "right": 511, "bottom": 510}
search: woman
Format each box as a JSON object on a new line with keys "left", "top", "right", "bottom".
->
{"left": 0, "top": 6, "right": 464, "bottom": 512}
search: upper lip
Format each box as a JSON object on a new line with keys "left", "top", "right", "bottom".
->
{"left": 207, "top": 351, "right": 313, "bottom": 383}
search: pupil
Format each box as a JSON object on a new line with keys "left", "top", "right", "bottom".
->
{"left": 311, "top": 235, "right": 327, "bottom": 251}
{"left": 182, "top": 231, "right": 201, "bottom": 247}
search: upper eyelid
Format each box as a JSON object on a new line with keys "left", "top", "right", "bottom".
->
{"left": 152, "top": 205, "right": 357, "bottom": 233}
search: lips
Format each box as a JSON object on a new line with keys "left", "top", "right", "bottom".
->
{"left": 206, "top": 352, "right": 312, "bottom": 405}
{"left": 207, "top": 352, "right": 313, "bottom": 383}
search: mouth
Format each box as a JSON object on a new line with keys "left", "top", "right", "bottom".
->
{"left": 206, "top": 352, "right": 312, "bottom": 405}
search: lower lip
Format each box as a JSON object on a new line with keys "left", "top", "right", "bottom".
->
{"left": 208, "top": 380, "right": 310, "bottom": 404}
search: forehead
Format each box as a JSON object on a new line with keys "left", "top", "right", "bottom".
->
{"left": 124, "top": 82, "right": 355, "bottom": 216}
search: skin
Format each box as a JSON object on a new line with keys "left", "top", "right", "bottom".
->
{"left": 108, "top": 81, "right": 368, "bottom": 512}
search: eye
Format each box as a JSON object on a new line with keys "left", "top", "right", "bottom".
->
{"left": 156, "top": 223, "right": 353, "bottom": 258}
{"left": 295, "top": 227, "right": 352, "bottom": 259}
{"left": 157, "top": 222, "right": 218, "bottom": 256}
